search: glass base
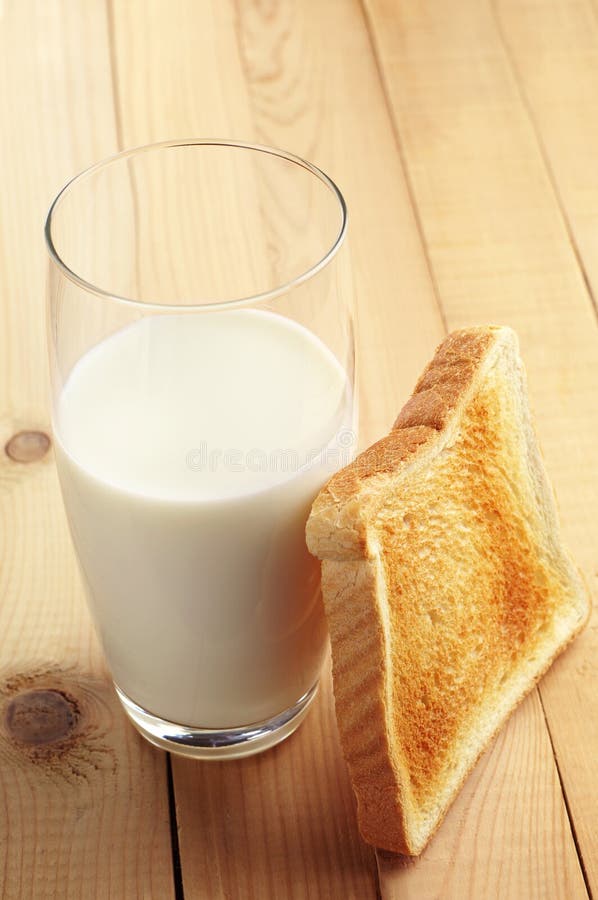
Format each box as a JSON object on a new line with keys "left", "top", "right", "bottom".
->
{"left": 114, "top": 681, "right": 319, "bottom": 760}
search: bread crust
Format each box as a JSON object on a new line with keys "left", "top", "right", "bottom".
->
{"left": 308, "top": 328, "right": 498, "bottom": 560}
{"left": 306, "top": 326, "right": 591, "bottom": 856}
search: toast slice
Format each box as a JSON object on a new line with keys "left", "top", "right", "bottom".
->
{"left": 306, "top": 325, "right": 590, "bottom": 856}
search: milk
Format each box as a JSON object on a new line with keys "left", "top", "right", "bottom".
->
{"left": 54, "top": 310, "right": 353, "bottom": 728}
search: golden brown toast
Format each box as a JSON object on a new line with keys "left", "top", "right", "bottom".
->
{"left": 306, "top": 326, "right": 590, "bottom": 855}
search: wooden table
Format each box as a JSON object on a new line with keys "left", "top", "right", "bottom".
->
{"left": 1, "top": 1, "right": 596, "bottom": 897}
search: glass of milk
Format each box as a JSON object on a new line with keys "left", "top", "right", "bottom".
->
{"left": 45, "top": 140, "right": 355, "bottom": 759}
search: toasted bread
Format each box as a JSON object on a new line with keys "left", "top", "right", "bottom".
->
{"left": 306, "top": 326, "right": 590, "bottom": 856}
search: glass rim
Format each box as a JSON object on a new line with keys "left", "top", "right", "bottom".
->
{"left": 44, "top": 138, "right": 348, "bottom": 312}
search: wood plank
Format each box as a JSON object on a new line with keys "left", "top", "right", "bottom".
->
{"left": 363, "top": 0, "right": 595, "bottom": 895}
{"left": 107, "top": 0, "right": 444, "bottom": 444}
{"left": 173, "top": 660, "right": 377, "bottom": 900}
{"left": 493, "top": 0, "right": 598, "bottom": 301}
{"left": 107, "top": 0, "right": 444, "bottom": 895}
{"left": 0, "top": 2, "right": 174, "bottom": 897}
{"left": 489, "top": 0, "right": 598, "bottom": 885}
{"left": 377, "top": 694, "right": 584, "bottom": 900}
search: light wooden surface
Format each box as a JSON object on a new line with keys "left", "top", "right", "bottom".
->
{"left": 0, "top": 4, "right": 175, "bottom": 900}
{"left": 0, "top": 1, "right": 595, "bottom": 898}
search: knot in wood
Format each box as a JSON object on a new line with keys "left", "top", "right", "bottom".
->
{"left": 5, "top": 430, "right": 51, "bottom": 463}
{"left": 5, "top": 689, "right": 79, "bottom": 745}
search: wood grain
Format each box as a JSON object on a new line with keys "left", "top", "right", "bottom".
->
{"left": 377, "top": 694, "right": 585, "bottom": 900}
{"left": 363, "top": 0, "right": 596, "bottom": 894}
{"left": 173, "top": 661, "right": 377, "bottom": 900}
{"left": 2, "top": 0, "right": 597, "bottom": 896}
{"left": 107, "top": 0, "right": 445, "bottom": 896}
{"left": 493, "top": 0, "right": 598, "bottom": 305}
{"left": 489, "top": 0, "right": 598, "bottom": 881}
{"left": 0, "top": 2, "right": 174, "bottom": 897}
{"left": 107, "top": 0, "right": 444, "bottom": 444}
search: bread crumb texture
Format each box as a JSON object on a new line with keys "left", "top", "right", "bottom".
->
{"left": 307, "top": 327, "right": 590, "bottom": 854}
{"left": 382, "top": 353, "right": 558, "bottom": 800}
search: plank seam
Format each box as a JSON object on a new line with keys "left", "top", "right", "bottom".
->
{"left": 105, "top": 0, "right": 124, "bottom": 150}
{"left": 105, "top": 11, "right": 182, "bottom": 895}
{"left": 536, "top": 689, "right": 592, "bottom": 900}
{"left": 489, "top": 0, "right": 598, "bottom": 328}
{"left": 167, "top": 754, "right": 186, "bottom": 900}
{"left": 358, "top": 0, "right": 448, "bottom": 337}
{"left": 104, "top": 0, "right": 143, "bottom": 297}
{"left": 374, "top": 856, "right": 383, "bottom": 900}
{"left": 351, "top": 3, "right": 594, "bottom": 895}
{"left": 486, "top": 6, "right": 598, "bottom": 879}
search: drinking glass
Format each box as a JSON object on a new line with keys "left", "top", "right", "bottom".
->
{"left": 45, "top": 139, "right": 355, "bottom": 759}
